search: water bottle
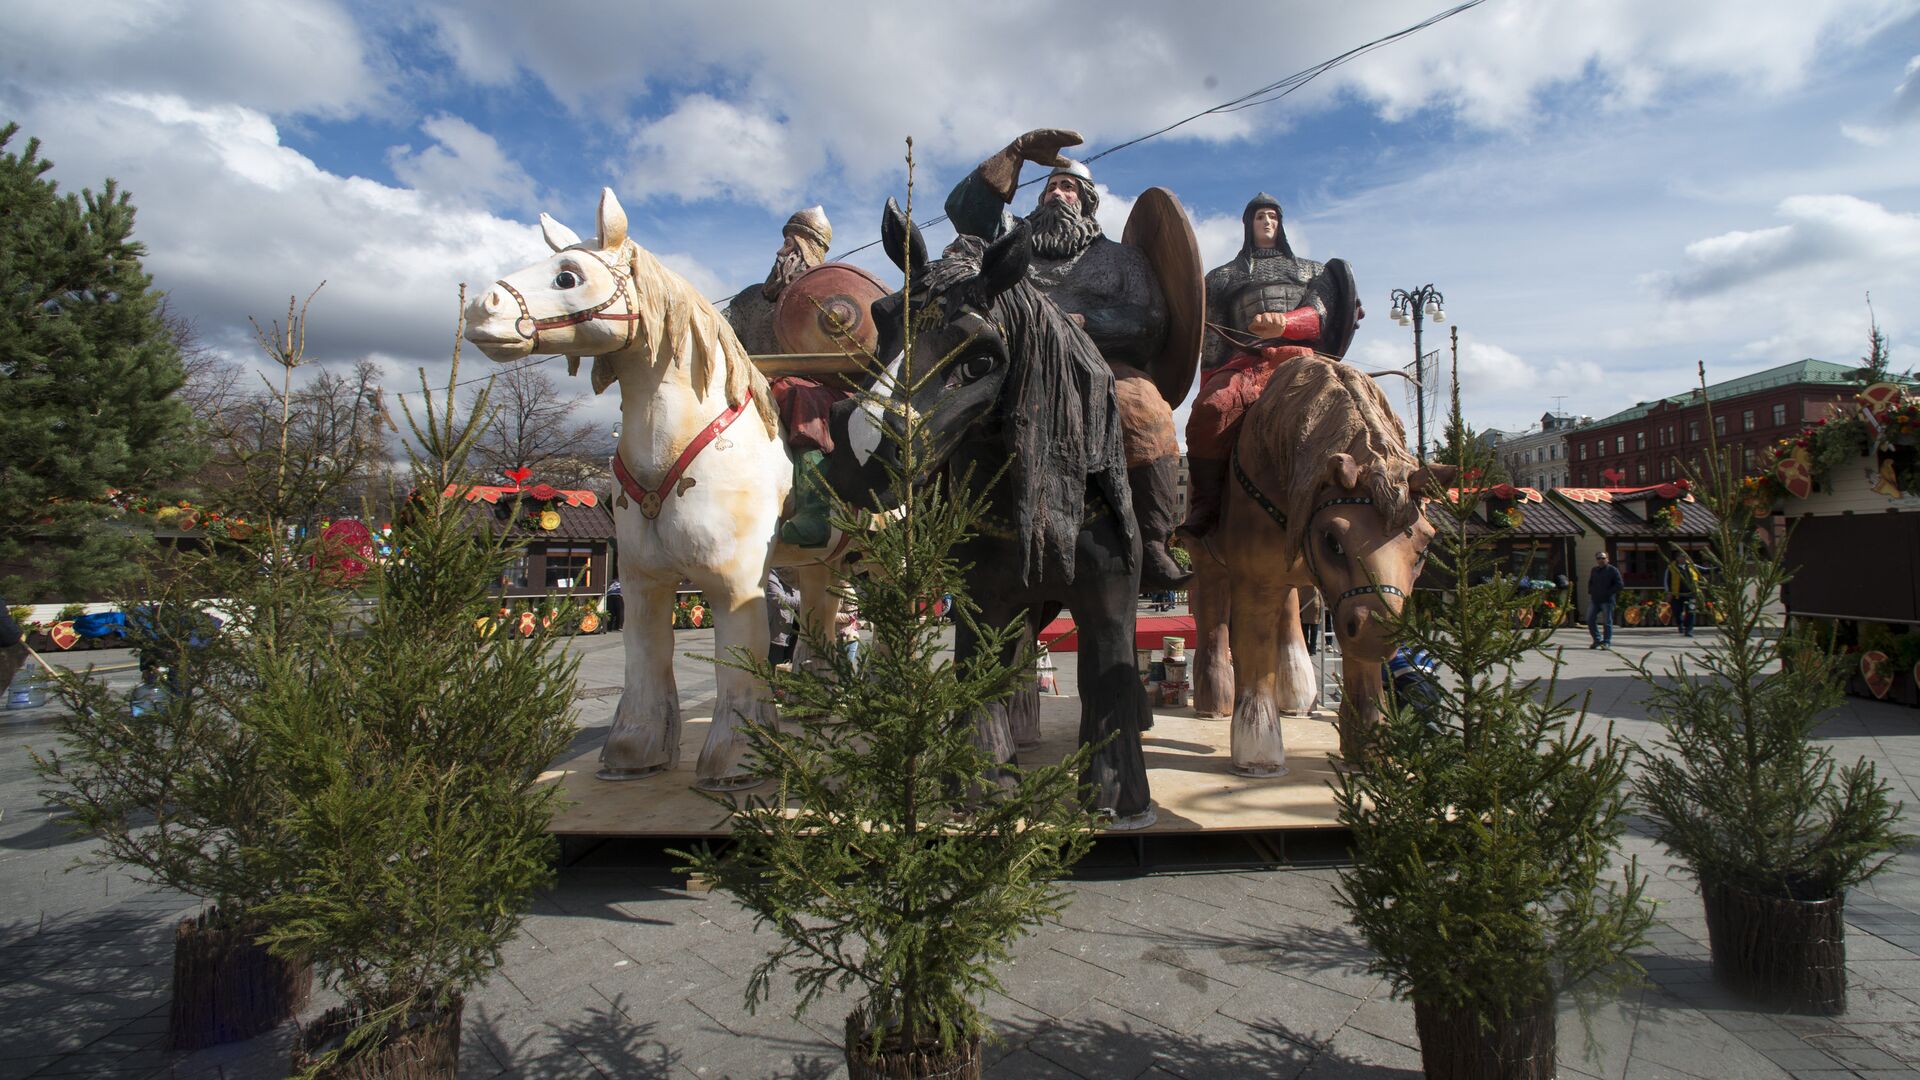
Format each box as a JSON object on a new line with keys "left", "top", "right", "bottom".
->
{"left": 6, "top": 666, "right": 49, "bottom": 710}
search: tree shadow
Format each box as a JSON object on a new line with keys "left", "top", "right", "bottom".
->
{"left": 991, "top": 1012, "right": 1420, "bottom": 1079}
{"left": 0, "top": 908, "right": 177, "bottom": 1065}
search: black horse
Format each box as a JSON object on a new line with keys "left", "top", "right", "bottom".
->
{"left": 821, "top": 200, "right": 1155, "bottom": 828}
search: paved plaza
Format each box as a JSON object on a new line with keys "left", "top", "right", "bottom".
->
{"left": 3, "top": 617, "right": 1918, "bottom": 1078}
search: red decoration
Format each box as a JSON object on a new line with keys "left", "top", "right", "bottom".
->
{"left": 504, "top": 467, "right": 533, "bottom": 485}
{"left": 1862, "top": 651, "right": 1893, "bottom": 699}
{"left": 317, "top": 520, "right": 375, "bottom": 587}
{"left": 526, "top": 483, "right": 560, "bottom": 502}
{"left": 49, "top": 621, "right": 79, "bottom": 650}
{"left": 517, "top": 612, "right": 537, "bottom": 638}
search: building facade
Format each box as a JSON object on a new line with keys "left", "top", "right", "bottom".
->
{"left": 1488, "top": 411, "right": 1591, "bottom": 491}
{"left": 1568, "top": 360, "right": 1867, "bottom": 488}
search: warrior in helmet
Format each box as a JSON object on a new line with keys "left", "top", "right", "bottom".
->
{"left": 724, "top": 206, "right": 844, "bottom": 546}
{"left": 1179, "top": 194, "right": 1362, "bottom": 540}
{"left": 945, "top": 128, "right": 1190, "bottom": 589}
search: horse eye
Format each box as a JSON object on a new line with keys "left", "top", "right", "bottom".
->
{"left": 1325, "top": 533, "right": 1345, "bottom": 558}
{"left": 960, "top": 354, "right": 994, "bottom": 381}
{"left": 554, "top": 270, "right": 581, "bottom": 289}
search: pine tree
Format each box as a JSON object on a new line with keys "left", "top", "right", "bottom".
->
{"left": 0, "top": 123, "right": 202, "bottom": 600}
{"left": 1334, "top": 378, "right": 1653, "bottom": 1078}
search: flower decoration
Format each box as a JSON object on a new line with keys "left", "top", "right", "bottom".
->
{"left": 1652, "top": 503, "right": 1683, "bottom": 530}
{"left": 1493, "top": 505, "right": 1524, "bottom": 529}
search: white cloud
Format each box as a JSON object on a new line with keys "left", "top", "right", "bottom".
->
{"left": 0, "top": 91, "right": 722, "bottom": 409}
{"left": 0, "top": 0, "right": 384, "bottom": 118}
{"left": 388, "top": 114, "right": 538, "bottom": 211}
{"left": 627, "top": 95, "right": 821, "bottom": 210}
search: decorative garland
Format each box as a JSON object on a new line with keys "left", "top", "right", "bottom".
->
{"left": 1651, "top": 503, "right": 1682, "bottom": 530}
{"left": 1493, "top": 505, "right": 1524, "bottom": 529}
{"left": 1753, "top": 383, "right": 1919, "bottom": 510}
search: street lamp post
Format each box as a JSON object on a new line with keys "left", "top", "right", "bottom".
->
{"left": 1388, "top": 284, "right": 1446, "bottom": 462}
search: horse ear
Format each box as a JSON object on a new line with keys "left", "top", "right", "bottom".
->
{"left": 1407, "top": 462, "right": 1459, "bottom": 495}
{"left": 881, "top": 197, "right": 928, "bottom": 279}
{"left": 1326, "top": 453, "right": 1361, "bottom": 491}
{"left": 973, "top": 223, "right": 1031, "bottom": 301}
{"left": 541, "top": 213, "right": 582, "bottom": 252}
{"left": 596, "top": 188, "right": 628, "bottom": 251}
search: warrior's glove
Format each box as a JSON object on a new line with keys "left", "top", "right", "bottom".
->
{"left": 978, "top": 128, "right": 1084, "bottom": 202}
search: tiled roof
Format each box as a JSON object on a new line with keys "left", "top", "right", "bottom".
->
{"left": 1548, "top": 487, "right": 1717, "bottom": 539}
{"left": 1431, "top": 487, "right": 1583, "bottom": 538}
{"left": 1590, "top": 359, "right": 1866, "bottom": 427}
{"left": 462, "top": 498, "right": 615, "bottom": 541}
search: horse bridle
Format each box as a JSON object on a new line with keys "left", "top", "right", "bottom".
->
{"left": 492, "top": 244, "right": 642, "bottom": 353}
{"left": 1231, "top": 453, "right": 1408, "bottom": 609}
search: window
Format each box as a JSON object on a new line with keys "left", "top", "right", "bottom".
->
{"left": 1615, "top": 435, "right": 1626, "bottom": 454}
{"left": 1637, "top": 463, "right": 1647, "bottom": 481}
{"left": 1636, "top": 432, "right": 1646, "bottom": 450}
{"left": 502, "top": 555, "right": 530, "bottom": 591}
{"left": 543, "top": 546, "right": 593, "bottom": 589}
{"left": 1742, "top": 409, "right": 1755, "bottom": 432}
{"left": 1773, "top": 403, "right": 1787, "bottom": 426}
{"left": 1744, "top": 446, "right": 1756, "bottom": 471}
{"left": 1551, "top": 444, "right": 1559, "bottom": 460}
{"left": 1579, "top": 443, "right": 1588, "bottom": 461}
{"left": 1688, "top": 420, "right": 1700, "bottom": 441}
{"left": 1596, "top": 439, "right": 1605, "bottom": 457}
{"left": 1714, "top": 415, "right": 1726, "bottom": 436}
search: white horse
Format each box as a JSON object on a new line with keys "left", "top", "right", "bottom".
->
{"left": 465, "top": 188, "right": 851, "bottom": 790}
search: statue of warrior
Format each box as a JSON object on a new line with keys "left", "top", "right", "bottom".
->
{"left": 946, "top": 128, "right": 1191, "bottom": 589}
{"left": 724, "top": 206, "right": 843, "bottom": 546}
{"left": 1180, "top": 193, "right": 1362, "bottom": 540}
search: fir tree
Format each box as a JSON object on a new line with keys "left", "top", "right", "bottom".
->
{"left": 676, "top": 164, "right": 1099, "bottom": 1065}
{"left": 0, "top": 123, "right": 202, "bottom": 600}
{"left": 1630, "top": 365, "right": 1907, "bottom": 903}
{"left": 1334, "top": 377, "right": 1653, "bottom": 1078}
{"left": 247, "top": 309, "right": 579, "bottom": 1073}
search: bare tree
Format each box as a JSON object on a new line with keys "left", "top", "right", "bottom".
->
{"left": 463, "top": 363, "right": 601, "bottom": 488}
{"left": 160, "top": 299, "right": 246, "bottom": 431}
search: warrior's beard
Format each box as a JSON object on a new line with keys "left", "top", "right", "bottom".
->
{"left": 1025, "top": 199, "right": 1103, "bottom": 259}
{"left": 761, "top": 247, "right": 809, "bottom": 300}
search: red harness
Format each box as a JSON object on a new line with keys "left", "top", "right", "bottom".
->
{"left": 613, "top": 400, "right": 751, "bottom": 520}
{"left": 493, "top": 245, "right": 642, "bottom": 353}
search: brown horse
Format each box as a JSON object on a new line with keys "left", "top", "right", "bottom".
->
{"left": 1188, "top": 354, "right": 1447, "bottom": 768}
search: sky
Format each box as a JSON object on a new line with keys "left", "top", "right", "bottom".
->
{"left": 6, "top": 0, "right": 1920, "bottom": 454}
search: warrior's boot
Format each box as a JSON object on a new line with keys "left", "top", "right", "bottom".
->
{"left": 778, "top": 450, "right": 831, "bottom": 548}
{"left": 1130, "top": 455, "right": 1193, "bottom": 590}
{"left": 1177, "top": 456, "right": 1231, "bottom": 541}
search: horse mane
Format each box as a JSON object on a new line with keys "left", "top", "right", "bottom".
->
{"left": 612, "top": 241, "right": 777, "bottom": 438}
{"left": 939, "top": 237, "right": 1133, "bottom": 586}
{"left": 1244, "top": 353, "right": 1418, "bottom": 562}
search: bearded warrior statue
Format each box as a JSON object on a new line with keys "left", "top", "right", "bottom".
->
{"left": 1180, "top": 194, "right": 1361, "bottom": 540}
{"left": 945, "top": 128, "right": 1192, "bottom": 589}
{"left": 724, "top": 206, "right": 844, "bottom": 546}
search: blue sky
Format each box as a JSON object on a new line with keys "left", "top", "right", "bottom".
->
{"left": 6, "top": 0, "right": 1920, "bottom": 449}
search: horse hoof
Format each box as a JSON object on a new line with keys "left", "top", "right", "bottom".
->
{"left": 596, "top": 764, "right": 671, "bottom": 782}
{"left": 1233, "top": 763, "right": 1289, "bottom": 778}
{"left": 1102, "top": 806, "right": 1158, "bottom": 832}
{"left": 693, "top": 773, "right": 764, "bottom": 792}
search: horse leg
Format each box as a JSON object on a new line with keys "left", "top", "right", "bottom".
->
{"left": 955, "top": 605, "right": 1018, "bottom": 785}
{"left": 785, "top": 560, "right": 839, "bottom": 674}
{"left": 1338, "top": 656, "right": 1386, "bottom": 764}
{"left": 1189, "top": 554, "right": 1233, "bottom": 718}
{"left": 1229, "top": 569, "right": 1291, "bottom": 777}
{"left": 1074, "top": 582, "right": 1156, "bottom": 830}
{"left": 1007, "top": 620, "right": 1042, "bottom": 749}
{"left": 600, "top": 575, "right": 681, "bottom": 781}
{"left": 694, "top": 570, "right": 774, "bottom": 791}
{"left": 1274, "top": 588, "right": 1317, "bottom": 716}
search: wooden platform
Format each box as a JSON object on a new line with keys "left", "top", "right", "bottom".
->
{"left": 543, "top": 694, "right": 1344, "bottom": 837}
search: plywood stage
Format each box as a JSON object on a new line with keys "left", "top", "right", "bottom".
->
{"left": 543, "top": 694, "right": 1344, "bottom": 838}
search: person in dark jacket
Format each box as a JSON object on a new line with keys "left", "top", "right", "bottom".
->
{"left": 1586, "top": 551, "right": 1624, "bottom": 649}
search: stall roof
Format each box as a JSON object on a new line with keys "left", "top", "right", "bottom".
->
{"left": 1432, "top": 486, "right": 1583, "bottom": 538}
{"left": 446, "top": 484, "right": 615, "bottom": 541}
{"left": 1548, "top": 486, "right": 1716, "bottom": 540}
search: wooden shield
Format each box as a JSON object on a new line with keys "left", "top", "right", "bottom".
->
{"left": 769, "top": 262, "right": 892, "bottom": 375}
{"left": 1122, "top": 187, "right": 1205, "bottom": 408}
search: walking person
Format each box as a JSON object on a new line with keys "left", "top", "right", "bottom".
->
{"left": 765, "top": 569, "right": 799, "bottom": 667}
{"left": 604, "top": 578, "right": 624, "bottom": 633}
{"left": 1586, "top": 551, "right": 1624, "bottom": 649}
{"left": 1667, "top": 548, "right": 1698, "bottom": 638}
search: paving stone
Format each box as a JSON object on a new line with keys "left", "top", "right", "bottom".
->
{"left": 995, "top": 949, "right": 1116, "bottom": 1022}
{"left": 1215, "top": 972, "right": 1362, "bottom": 1050}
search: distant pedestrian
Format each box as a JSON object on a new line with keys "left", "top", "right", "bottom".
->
{"left": 1586, "top": 551, "right": 1624, "bottom": 649}
{"left": 1667, "top": 549, "right": 1699, "bottom": 638}
{"left": 766, "top": 569, "right": 799, "bottom": 666}
{"left": 604, "top": 578, "right": 624, "bottom": 633}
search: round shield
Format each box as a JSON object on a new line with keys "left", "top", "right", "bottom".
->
{"left": 1314, "top": 258, "right": 1360, "bottom": 359}
{"left": 1122, "top": 187, "right": 1205, "bottom": 408}
{"left": 772, "top": 262, "right": 892, "bottom": 359}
